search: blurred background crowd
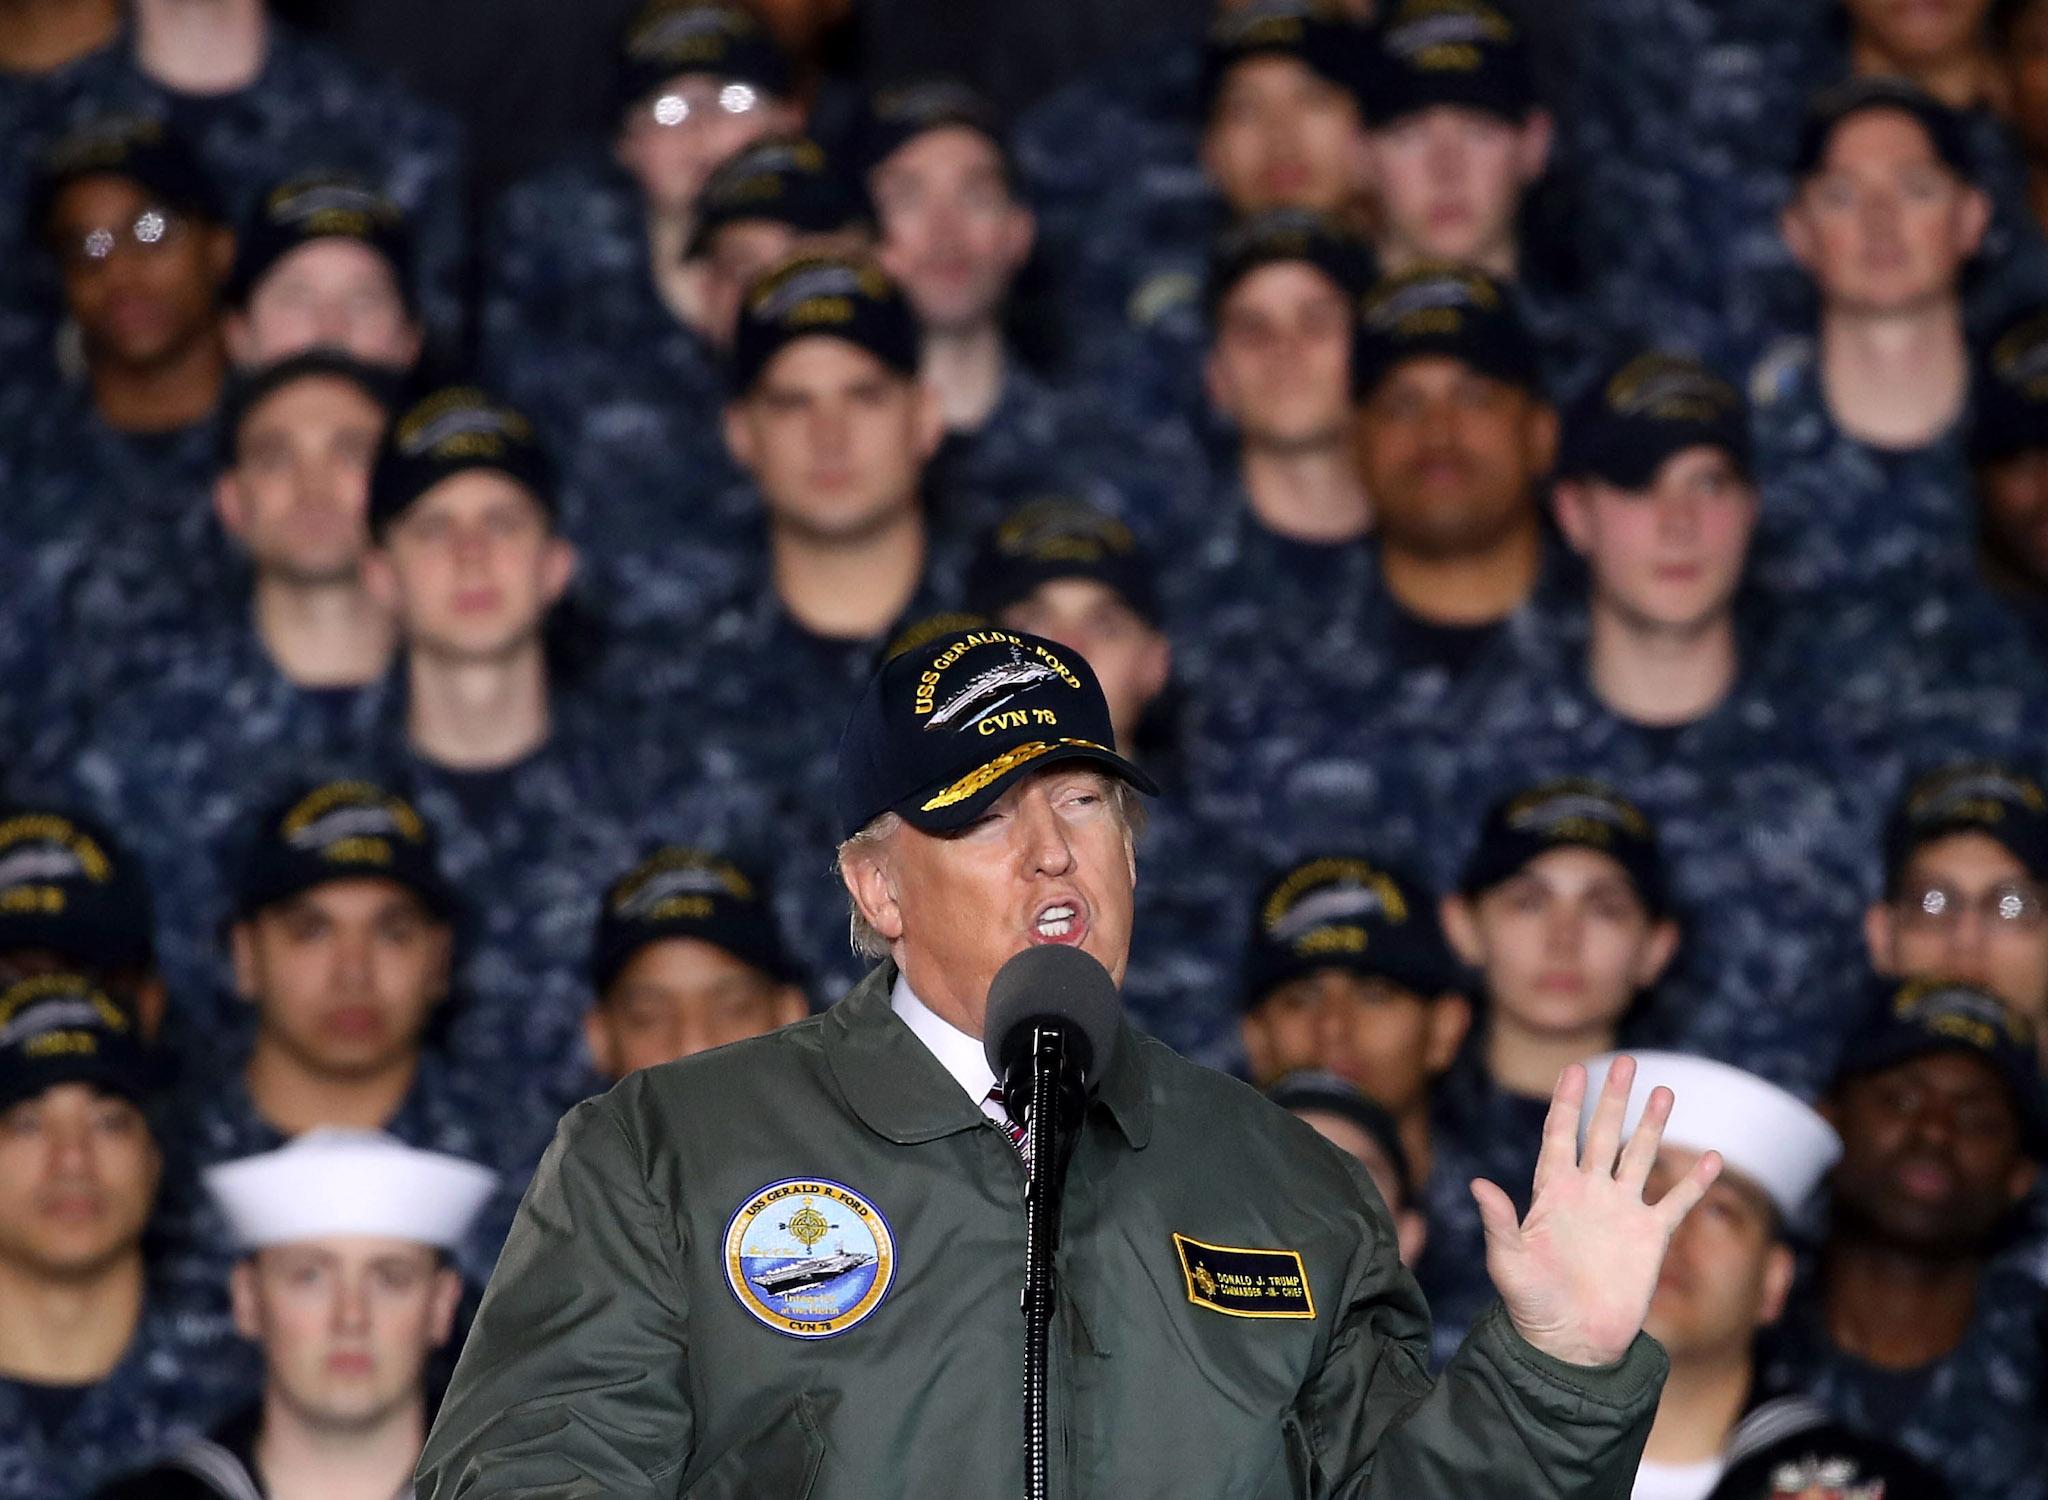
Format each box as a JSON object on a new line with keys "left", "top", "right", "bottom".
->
{"left": 3, "top": 0, "right": 2048, "bottom": 1495}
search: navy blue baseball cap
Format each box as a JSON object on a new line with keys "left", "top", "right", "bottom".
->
{"left": 227, "top": 170, "right": 413, "bottom": 310}
{"left": 616, "top": 0, "right": 792, "bottom": 112}
{"left": 1206, "top": 208, "right": 1377, "bottom": 322}
{"left": 0, "top": 807, "right": 154, "bottom": 971}
{"left": 1793, "top": 77, "right": 1974, "bottom": 181}
{"left": 1353, "top": 263, "right": 1539, "bottom": 398}
{"left": 368, "top": 385, "right": 555, "bottom": 537}
{"left": 0, "top": 973, "right": 161, "bottom": 1115}
{"left": 835, "top": 626, "right": 1159, "bottom": 839}
{"left": 591, "top": 846, "right": 791, "bottom": 993}
{"left": 1886, "top": 762, "right": 2048, "bottom": 886}
{"left": 854, "top": 78, "right": 1010, "bottom": 181}
{"left": 32, "top": 114, "right": 222, "bottom": 236}
{"left": 235, "top": 780, "right": 455, "bottom": 922}
{"left": 220, "top": 350, "right": 399, "bottom": 469}
{"left": 1558, "top": 351, "right": 1752, "bottom": 490}
{"left": 1244, "top": 855, "right": 1463, "bottom": 1009}
{"left": 1461, "top": 777, "right": 1667, "bottom": 917}
{"left": 968, "top": 496, "right": 1161, "bottom": 628}
{"left": 1973, "top": 307, "right": 2048, "bottom": 463}
{"left": 729, "top": 252, "right": 920, "bottom": 395}
{"left": 1201, "top": 0, "right": 1372, "bottom": 119}
{"left": 688, "top": 136, "right": 872, "bottom": 258}
{"left": 1364, "top": 0, "right": 1538, "bottom": 127}
{"left": 1837, "top": 976, "right": 2046, "bottom": 1151}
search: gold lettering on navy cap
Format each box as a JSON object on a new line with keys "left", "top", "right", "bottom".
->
{"left": 1174, "top": 1233, "right": 1315, "bottom": 1319}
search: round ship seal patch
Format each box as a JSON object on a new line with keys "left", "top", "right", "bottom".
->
{"left": 725, "top": 1178, "right": 896, "bottom": 1339}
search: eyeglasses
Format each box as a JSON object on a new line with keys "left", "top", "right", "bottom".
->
{"left": 57, "top": 207, "right": 189, "bottom": 269}
{"left": 647, "top": 82, "right": 761, "bottom": 129}
{"left": 1895, "top": 881, "right": 2048, "bottom": 932}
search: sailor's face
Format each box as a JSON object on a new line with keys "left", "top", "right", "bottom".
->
{"left": 235, "top": 1236, "right": 459, "bottom": 1430}
{"left": 884, "top": 768, "right": 1137, "bottom": 1035}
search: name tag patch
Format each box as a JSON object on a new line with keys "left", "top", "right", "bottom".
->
{"left": 1173, "top": 1233, "right": 1315, "bottom": 1320}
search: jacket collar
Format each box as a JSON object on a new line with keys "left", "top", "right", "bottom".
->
{"left": 824, "top": 961, "right": 1152, "bottom": 1150}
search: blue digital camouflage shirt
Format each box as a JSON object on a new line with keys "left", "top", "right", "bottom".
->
{"left": 1747, "top": 337, "right": 1980, "bottom": 599}
{"left": 64, "top": 613, "right": 383, "bottom": 1050}
{"left": 0, "top": 1297, "right": 259, "bottom": 1500}
{"left": 16, "top": 23, "right": 469, "bottom": 355}
{"left": 1762, "top": 1261, "right": 2048, "bottom": 1500}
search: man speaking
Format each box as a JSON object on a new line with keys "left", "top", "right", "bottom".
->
{"left": 417, "top": 627, "right": 1721, "bottom": 1497}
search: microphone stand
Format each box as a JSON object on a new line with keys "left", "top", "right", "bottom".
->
{"left": 1019, "top": 1022, "right": 1075, "bottom": 1500}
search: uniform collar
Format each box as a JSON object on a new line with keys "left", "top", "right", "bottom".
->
{"left": 890, "top": 971, "right": 995, "bottom": 1105}
{"left": 824, "top": 961, "right": 1152, "bottom": 1150}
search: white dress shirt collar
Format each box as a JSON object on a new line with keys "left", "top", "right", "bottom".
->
{"left": 891, "top": 970, "right": 996, "bottom": 1105}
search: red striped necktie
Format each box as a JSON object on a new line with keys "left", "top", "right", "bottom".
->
{"left": 986, "top": 1086, "right": 1028, "bottom": 1159}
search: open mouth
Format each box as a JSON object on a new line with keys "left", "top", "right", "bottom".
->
{"left": 1031, "top": 901, "right": 1087, "bottom": 945}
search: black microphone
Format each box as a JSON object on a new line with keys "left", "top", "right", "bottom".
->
{"left": 982, "top": 943, "right": 1122, "bottom": 1500}
{"left": 983, "top": 944, "right": 1122, "bottom": 1138}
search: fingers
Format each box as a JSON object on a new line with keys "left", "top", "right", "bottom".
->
{"left": 1614, "top": 1084, "right": 1675, "bottom": 1191}
{"left": 1580, "top": 1054, "right": 1635, "bottom": 1178}
{"left": 1531, "top": 1062, "right": 1589, "bottom": 1197}
{"left": 1653, "top": 1149, "right": 1725, "bottom": 1228}
{"left": 1469, "top": 1177, "right": 1522, "bottom": 1249}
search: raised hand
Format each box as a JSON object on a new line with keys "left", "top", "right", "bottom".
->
{"left": 1473, "top": 1054, "right": 1722, "bottom": 1368}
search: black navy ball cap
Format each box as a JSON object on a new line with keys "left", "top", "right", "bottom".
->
{"left": 1353, "top": 263, "right": 1538, "bottom": 399}
{"left": 235, "top": 779, "right": 455, "bottom": 923}
{"left": 1364, "top": 0, "right": 1537, "bottom": 128}
{"left": 1461, "top": 777, "right": 1666, "bottom": 917}
{"left": 1558, "top": 351, "right": 1751, "bottom": 491}
{"left": 1242, "top": 855, "right": 1462, "bottom": 1010}
{"left": 591, "top": 846, "right": 791, "bottom": 993}
{"left": 729, "top": 252, "right": 919, "bottom": 396}
{"left": 367, "top": 385, "right": 555, "bottom": 536}
{"left": 836, "top": 627, "right": 1159, "bottom": 840}
{"left": 227, "top": 170, "right": 414, "bottom": 311}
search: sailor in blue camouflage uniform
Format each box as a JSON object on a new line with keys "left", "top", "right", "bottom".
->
{"left": 148, "top": 780, "right": 500, "bottom": 1347}
{"left": 1360, "top": 0, "right": 1603, "bottom": 401}
{"left": 1064, "top": 0, "right": 1377, "bottom": 443}
{"left": 966, "top": 495, "right": 1244, "bottom": 1068}
{"left": 1747, "top": 79, "right": 2001, "bottom": 599}
{"left": 1451, "top": 351, "right": 1904, "bottom": 1093}
{"left": 545, "top": 132, "right": 877, "bottom": 643}
{"left": 1181, "top": 263, "right": 1577, "bottom": 883}
{"left": 353, "top": 383, "right": 760, "bottom": 1110}
{"left": 6, "top": 117, "right": 231, "bottom": 560}
{"left": 480, "top": 0, "right": 799, "bottom": 404}
{"left": 67, "top": 354, "right": 400, "bottom": 1024}
{"left": 857, "top": 78, "right": 1175, "bottom": 539}
{"left": 1763, "top": 977, "right": 2048, "bottom": 1500}
{"left": 1232, "top": 855, "right": 1474, "bottom": 1286}
{"left": 1166, "top": 208, "right": 1377, "bottom": 689}
{"left": 10, "top": 2, "right": 468, "bottom": 359}
{"left": 92, "top": 1131, "right": 497, "bottom": 1500}
{"left": 1571, "top": 2, "right": 2048, "bottom": 375}
{"left": 1418, "top": 778, "right": 1682, "bottom": 1369}
{"left": 0, "top": 971, "right": 257, "bottom": 1500}
{"left": 219, "top": 169, "right": 426, "bottom": 372}
{"left": 480, "top": 3, "right": 805, "bottom": 626}
{"left": 604, "top": 255, "right": 968, "bottom": 1001}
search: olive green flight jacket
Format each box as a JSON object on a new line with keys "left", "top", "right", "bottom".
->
{"left": 418, "top": 963, "right": 1667, "bottom": 1498}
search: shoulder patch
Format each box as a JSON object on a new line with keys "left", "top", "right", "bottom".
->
{"left": 725, "top": 1178, "right": 896, "bottom": 1339}
{"left": 1173, "top": 1232, "right": 1315, "bottom": 1319}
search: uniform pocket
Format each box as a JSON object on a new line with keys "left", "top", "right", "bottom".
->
{"left": 680, "top": 1389, "right": 831, "bottom": 1500}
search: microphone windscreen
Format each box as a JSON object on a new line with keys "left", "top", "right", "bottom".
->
{"left": 983, "top": 944, "right": 1122, "bottom": 1087}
